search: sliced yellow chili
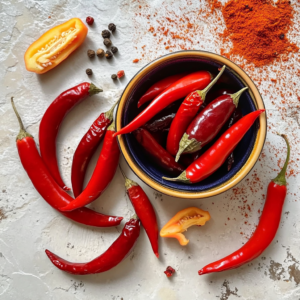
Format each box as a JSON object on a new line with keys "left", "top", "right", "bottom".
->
{"left": 24, "top": 18, "right": 88, "bottom": 74}
{"left": 160, "top": 207, "right": 210, "bottom": 246}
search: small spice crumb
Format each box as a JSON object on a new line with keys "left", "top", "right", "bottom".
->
{"left": 105, "top": 51, "right": 113, "bottom": 59}
{"left": 117, "top": 70, "right": 125, "bottom": 78}
{"left": 103, "top": 38, "right": 112, "bottom": 47}
{"left": 86, "top": 16, "right": 94, "bottom": 26}
{"left": 111, "top": 46, "right": 118, "bottom": 54}
{"left": 87, "top": 49, "right": 95, "bottom": 58}
{"left": 111, "top": 74, "right": 117, "bottom": 80}
{"left": 133, "top": 58, "right": 139, "bottom": 63}
{"left": 96, "top": 48, "right": 104, "bottom": 57}
{"left": 102, "top": 30, "right": 111, "bottom": 38}
{"left": 280, "top": 34, "right": 285, "bottom": 40}
{"left": 86, "top": 68, "right": 93, "bottom": 75}
{"left": 108, "top": 23, "right": 116, "bottom": 32}
{"left": 164, "top": 266, "right": 175, "bottom": 278}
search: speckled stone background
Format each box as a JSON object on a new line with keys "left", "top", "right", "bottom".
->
{"left": 1, "top": 0, "right": 300, "bottom": 299}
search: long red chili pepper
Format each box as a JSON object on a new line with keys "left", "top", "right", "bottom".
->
{"left": 45, "top": 216, "right": 141, "bottom": 275}
{"left": 60, "top": 121, "right": 120, "bottom": 211}
{"left": 114, "top": 70, "right": 219, "bottom": 137}
{"left": 11, "top": 98, "right": 122, "bottom": 227}
{"left": 164, "top": 109, "right": 265, "bottom": 183}
{"left": 175, "top": 87, "right": 248, "bottom": 162}
{"left": 199, "top": 134, "right": 290, "bottom": 275}
{"left": 71, "top": 101, "right": 118, "bottom": 197}
{"left": 119, "top": 167, "right": 159, "bottom": 258}
{"left": 134, "top": 128, "right": 185, "bottom": 176}
{"left": 39, "top": 82, "right": 102, "bottom": 190}
{"left": 137, "top": 73, "right": 188, "bottom": 108}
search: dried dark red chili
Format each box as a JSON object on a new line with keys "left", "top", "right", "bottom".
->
{"left": 46, "top": 216, "right": 140, "bottom": 275}
{"left": 199, "top": 134, "right": 289, "bottom": 274}
{"left": 11, "top": 98, "right": 122, "bottom": 227}
{"left": 39, "top": 82, "right": 102, "bottom": 190}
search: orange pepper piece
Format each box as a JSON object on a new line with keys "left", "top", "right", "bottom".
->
{"left": 160, "top": 207, "right": 210, "bottom": 246}
{"left": 24, "top": 18, "right": 88, "bottom": 74}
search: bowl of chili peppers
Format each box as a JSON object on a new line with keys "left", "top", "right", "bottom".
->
{"left": 115, "top": 50, "right": 267, "bottom": 199}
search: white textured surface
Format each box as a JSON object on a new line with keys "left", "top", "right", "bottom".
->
{"left": 1, "top": 1, "right": 300, "bottom": 299}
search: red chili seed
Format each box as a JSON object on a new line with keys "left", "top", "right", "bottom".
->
{"left": 164, "top": 266, "right": 175, "bottom": 277}
{"left": 86, "top": 16, "right": 94, "bottom": 25}
{"left": 117, "top": 70, "right": 125, "bottom": 78}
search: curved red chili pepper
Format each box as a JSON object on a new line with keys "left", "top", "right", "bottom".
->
{"left": 134, "top": 128, "right": 185, "bottom": 176}
{"left": 137, "top": 73, "right": 188, "bottom": 108}
{"left": 11, "top": 98, "right": 122, "bottom": 227}
{"left": 199, "top": 134, "right": 289, "bottom": 275}
{"left": 45, "top": 216, "right": 141, "bottom": 275}
{"left": 119, "top": 167, "right": 159, "bottom": 258}
{"left": 114, "top": 70, "right": 214, "bottom": 137}
{"left": 71, "top": 101, "right": 118, "bottom": 197}
{"left": 163, "top": 109, "right": 265, "bottom": 183}
{"left": 39, "top": 82, "right": 102, "bottom": 190}
{"left": 60, "top": 122, "right": 120, "bottom": 211}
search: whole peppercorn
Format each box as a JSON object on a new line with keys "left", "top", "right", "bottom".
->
{"left": 86, "top": 16, "right": 94, "bottom": 26}
{"left": 108, "top": 23, "right": 116, "bottom": 32}
{"left": 96, "top": 48, "right": 105, "bottom": 57}
{"left": 280, "top": 34, "right": 285, "bottom": 40}
{"left": 87, "top": 49, "right": 95, "bottom": 58}
{"left": 86, "top": 68, "right": 93, "bottom": 75}
{"left": 103, "top": 38, "right": 112, "bottom": 47}
{"left": 102, "top": 30, "right": 111, "bottom": 38}
{"left": 105, "top": 51, "right": 113, "bottom": 59}
{"left": 111, "top": 46, "right": 118, "bottom": 54}
{"left": 111, "top": 74, "right": 117, "bottom": 80}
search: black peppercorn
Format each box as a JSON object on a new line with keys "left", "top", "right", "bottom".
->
{"left": 96, "top": 48, "right": 105, "bottom": 57}
{"left": 111, "top": 74, "right": 117, "bottom": 80}
{"left": 105, "top": 51, "right": 113, "bottom": 59}
{"left": 102, "top": 30, "right": 111, "bottom": 38}
{"left": 86, "top": 68, "right": 93, "bottom": 75}
{"left": 103, "top": 38, "right": 112, "bottom": 47}
{"left": 108, "top": 23, "right": 116, "bottom": 32}
{"left": 111, "top": 46, "right": 118, "bottom": 54}
{"left": 87, "top": 49, "right": 95, "bottom": 58}
{"left": 280, "top": 34, "right": 284, "bottom": 40}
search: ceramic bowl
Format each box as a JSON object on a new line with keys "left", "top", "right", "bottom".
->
{"left": 115, "top": 51, "right": 267, "bottom": 199}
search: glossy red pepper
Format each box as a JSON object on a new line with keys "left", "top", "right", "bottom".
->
{"left": 39, "top": 82, "right": 102, "bottom": 190}
{"left": 71, "top": 101, "right": 118, "bottom": 197}
{"left": 137, "top": 73, "right": 188, "bottom": 108}
{"left": 119, "top": 167, "right": 159, "bottom": 257}
{"left": 114, "top": 70, "right": 215, "bottom": 137}
{"left": 45, "top": 216, "right": 141, "bottom": 275}
{"left": 60, "top": 122, "right": 120, "bottom": 211}
{"left": 134, "top": 128, "right": 185, "bottom": 176}
{"left": 11, "top": 98, "right": 122, "bottom": 227}
{"left": 175, "top": 87, "right": 248, "bottom": 162}
{"left": 164, "top": 109, "right": 265, "bottom": 184}
{"left": 199, "top": 134, "right": 290, "bottom": 275}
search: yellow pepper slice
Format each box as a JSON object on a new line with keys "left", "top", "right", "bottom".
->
{"left": 160, "top": 207, "right": 210, "bottom": 246}
{"left": 24, "top": 18, "right": 88, "bottom": 74}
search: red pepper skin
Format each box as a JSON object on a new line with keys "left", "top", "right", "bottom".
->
{"left": 164, "top": 110, "right": 265, "bottom": 183}
{"left": 137, "top": 73, "right": 188, "bottom": 108}
{"left": 60, "top": 124, "right": 120, "bottom": 211}
{"left": 166, "top": 91, "right": 203, "bottom": 156}
{"left": 11, "top": 99, "right": 122, "bottom": 227}
{"left": 45, "top": 217, "right": 141, "bottom": 275}
{"left": 199, "top": 135, "right": 289, "bottom": 275}
{"left": 39, "top": 82, "right": 102, "bottom": 190}
{"left": 71, "top": 102, "right": 117, "bottom": 197}
{"left": 134, "top": 128, "right": 185, "bottom": 176}
{"left": 114, "top": 71, "right": 212, "bottom": 137}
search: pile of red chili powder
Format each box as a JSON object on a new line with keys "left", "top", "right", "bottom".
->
{"left": 220, "top": 0, "right": 299, "bottom": 67}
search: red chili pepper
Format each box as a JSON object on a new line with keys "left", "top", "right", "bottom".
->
{"left": 164, "top": 109, "right": 265, "bottom": 184}
{"left": 199, "top": 134, "right": 290, "bottom": 275}
{"left": 60, "top": 122, "right": 120, "bottom": 211}
{"left": 11, "top": 98, "right": 122, "bottom": 227}
{"left": 166, "top": 91, "right": 204, "bottom": 156}
{"left": 119, "top": 167, "right": 159, "bottom": 257}
{"left": 175, "top": 87, "right": 248, "bottom": 162}
{"left": 133, "top": 128, "right": 185, "bottom": 176}
{"left": 71, "top": 101, "right": 118, "bottom": 197}
{"left": 137, "top": 73, "right": 188, "bottom": 108}
{"left": 45, "top": 216, "right": 140, "bottom": 275}
{"left": 39, "top": 82, "right": 102, "bottom": 190}
{"left": 114, "top": 69, "right": 219, "bottom": 137}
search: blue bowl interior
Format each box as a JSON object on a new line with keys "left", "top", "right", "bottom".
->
{"left": 122, "top": 56, "right": 258, "bottom": 193}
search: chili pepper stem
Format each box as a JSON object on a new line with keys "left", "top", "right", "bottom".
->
{"left": 197, "top": 65, "right": 226, "bottom": 101}
{"left": 162, "top": 171, "right": 191, "bottom": 183}
{"left": 11, "top": 97, "right": 33, "bottom": 141}
{"left": 88, "top": 83, "right": 103, "bottom": 95}
{"left": 119, "top": 165, "right": 138, "bottom": 190}
{"left": 104, "top": 98, "right": 120, "bottom": 120}
{"left": 175, "top": 134, "right": 200, "bottom": 162}
{"left": 107, "top": 121, "right": 115, "bottom": 131}
{"left": 272, "top": 134, "right": 290, "bottom": 186}
{"left": 231, "top": 87, "right": 248, "bottom": 107}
